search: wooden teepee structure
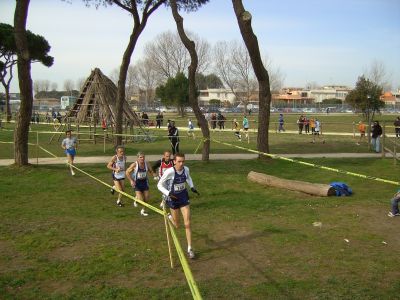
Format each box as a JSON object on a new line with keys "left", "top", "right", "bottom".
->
{"left": 67, "top": 68, "right": 139, "bottom": 125}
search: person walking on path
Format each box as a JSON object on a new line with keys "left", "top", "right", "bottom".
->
{"left": 157, "top": 153, "right": 200, "bottom": 259}
{"left": 394, "top": 117, "right": 400, "bottom": 138}
{"left": 61, "top": 130, "right": 78, "bottom": 176}
{"left": 107, "top": 146, "right": 126, "bottom": 207}
{"left": 356, "top": 121, "right": 366, "bottom": 145}
{"left": 126, "top": 152, "right": 157, "bottom": 216}
{"left": 168, "top": 121, "right": 180, "bottom": 156}
{"left": 371, "top": 121, "right": 383, "bottom": 153}
{"left": 187, "top": 119, "right": 195, "bottom": 139}
{"left": 388, "top": 189, "right": 400, "bottom": 217}
{"left": 278, "top": 113, "right": 285, "bottom": 132}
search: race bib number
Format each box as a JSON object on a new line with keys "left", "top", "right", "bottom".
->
{"left": 174, "top": 183, "right": 185, "bottom": 192}
{"left": 137, "top": 171, "right": 147, "bottom": 179}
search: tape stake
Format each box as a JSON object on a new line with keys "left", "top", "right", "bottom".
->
{"left": 37, "top": 145, "right": 202, "bottom": 299}
{"left": 168, "top": 223, "right": 203, "bottom": 300}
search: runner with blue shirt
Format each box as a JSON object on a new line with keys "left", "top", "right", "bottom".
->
{"left": 157, "top": 153, "right": 199, "bottom": 259}
{"left": 61, "top": 130, "right": 77, "bottom": 176}
{"left": 126, "top": 152, "right": 157, "bottom": 216}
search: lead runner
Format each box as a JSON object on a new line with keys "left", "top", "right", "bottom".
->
{"left": 157, "top": 153, "right": 199, "bottom": 259}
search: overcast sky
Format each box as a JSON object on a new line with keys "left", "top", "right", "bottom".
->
{"left": 1, "top": 0, "right": 399, "bottom": 93}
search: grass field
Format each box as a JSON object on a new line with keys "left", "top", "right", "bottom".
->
{"left": 1, "top": 157, "right": 399, "bottom": 299}
{"left": 1, "top": 112, "right": 398, "bottom": 159}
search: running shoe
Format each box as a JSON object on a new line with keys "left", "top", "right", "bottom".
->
{"left": 133, "top": 201, "right": 138, "bottom": 207}
{"left": 140, "top": 209, "right": 148, "bottom": 216}
{"left": 188, "top": 249, "right": 195, "bottom": 259}
{"left": 117, "top": 201, "right": 124, "bottom": 207}
{"left": 388, "top": 212, "right": 400, "bottom": 217}
{"left": 110, "top": 185, "right": 115, "bottom": 195}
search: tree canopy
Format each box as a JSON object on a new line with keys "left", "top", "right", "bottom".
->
{"left": 345, "top": 75, "right": 384, "bottom": 118}
{"left": 156, "top": 72, "right": 190, "bottom": 114}
{"left": 0, "top": 23, "right": 54, "bottom": 67}
{"left": 196, "top": 72, "right": 224, "bottom": 90}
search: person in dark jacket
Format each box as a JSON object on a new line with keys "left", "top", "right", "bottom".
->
{"left": 394, "top": 116, "right": 400, "bottom": 138}
{"left": 371, "top": 121, "right": 382, "bottom": 153}
{"left": 168, "top": 121, "right": 180, "bottom": 155}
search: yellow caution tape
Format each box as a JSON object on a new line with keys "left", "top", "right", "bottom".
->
{"left": 37, "top": 145, "right": 202, "bottom": 300}
{"left": 168, "top": 223, "right": 203, "bottom": 300}
{"left": 212, "top": 139, "right": 400, "bottom": 186}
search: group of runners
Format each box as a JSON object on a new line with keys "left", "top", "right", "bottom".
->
{"left": 61, "top": 130, "right": 199, "bottom": 259}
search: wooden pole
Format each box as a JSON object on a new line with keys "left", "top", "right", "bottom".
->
{"left": 382, "top": 121, "right": 385, "bottom": 158}
{"left": 248, "top": 171, "right": 336, "bottom": 197}
{"left": 36, "top": 131, "right": 39, "bottom": 165}
{"left": 103, "top": 128, "right": 107, "bottom": 153}
{"left": 163, "top": 203, "right": 174, "bottom": 269}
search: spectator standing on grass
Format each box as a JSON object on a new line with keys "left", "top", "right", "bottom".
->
{"left": 56, "top": 111, "right": 62, "bottom": 123}
{"left": 356, "top": 121, "right": 366, "bottom": 145}
{"left": 309, "top": 117, "right": 315, "bottom": 134}
{"left": 233, "top": 118, "right": 242, "bottom": 141}
{"left": 312, "top": 118, "right": 325, "bottom": 144}
{"left": 304, "top": 116, "right": 310, "bottom": 134}
{"left": 388, "top": 189, "right": 400, "bottom": 217}
{"left": 278, "top": 113, "right": 285, "bottom": 132}
{"left": 217, "top": 112, "right": 225, "bottom": 130}
{"left": 394, "top": 117, "right": 400, "bottom": 138}
{"left": 142, "top": 112, "right": 149, "bottom": 127}
{"left": 61, "top": 130, "right": 78, "bottom": 176}
{"left": 211, "top": 113, "right": 217, "bottom": 130}
{"left": 168, "top": 121, "right": 180, "bottom": 155}
{"left": 107, "top": 146, "right": 126, "bottom": 207}
{"left": 157, "top": 153, "right": 200, "bottom": 259}
{"left": 297, "top": 115, "right": 304, "bottom": 134}
{"left": 243, "top": 115, "right": 249, "bottom": 142}
{"left": 371, "top": 121, "right": 382, "bottom": 153}
{"left": 156, "top": 112, "right": 162, "bottom": 129}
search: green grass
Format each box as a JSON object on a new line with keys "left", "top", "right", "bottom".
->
{"left": 1, "top": 112, "right": 398, "bottom": 159}
{"left": 0, "top": 158, "right": 399, "bottom": 299}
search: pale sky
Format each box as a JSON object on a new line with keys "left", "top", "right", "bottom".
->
{"left": 1, "top": 0, "right": 399, "bottom": 93}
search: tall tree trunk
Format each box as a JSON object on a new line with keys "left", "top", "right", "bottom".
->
{"left": 115, "top": 25, "right": 142, "bottom": 146}
{"left": 170, "top": 0, "right": 210, "bottom": 161}
{"left": 14, "top": 0, "right": 33, "bottom": 166}
{"left": 232, "top": 0, "right": 272, "bottom": 158}
{"left": 113, "top": 0, "right": 166, "bottom": 146}
{"left": 5, "top": 86, "right": 12, "bottom": 122}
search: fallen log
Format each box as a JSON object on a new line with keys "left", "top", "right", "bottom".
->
{"left": 248, "top": 171, "right": 336, "bottom": 197}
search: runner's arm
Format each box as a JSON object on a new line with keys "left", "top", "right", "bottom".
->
{"left": 107, "top": 157, "right": 117, "bottom": 171}
{"left": 157, "top": 168, "right": 174, "bottom": 196}
{"left": 125, "top": 162, "right": 136, "bottom": 184}
{"left": 185, "top": 167, "right": 194, "bottom": 189}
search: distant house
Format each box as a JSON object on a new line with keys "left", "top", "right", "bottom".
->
{"left": 380, "top": 91, "right": 397, "bottom": 106}
{"left": 307, "top": 86, "right": 351, "bottom": 103}
{"left": 33, "top": 98, "right": 60, "bottom": 112}
{"left": 198, "top": 88, "right": 237, "bottom": 106}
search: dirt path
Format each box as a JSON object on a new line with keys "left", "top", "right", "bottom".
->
{"left": 0, "top": 152, "right": 385, "bottom": 166}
